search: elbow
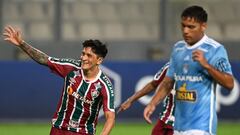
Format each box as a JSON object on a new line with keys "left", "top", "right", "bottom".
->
{"left": 225, "top": 78, "right": 234, "bottom": 91}
{"left": 225, "top": 84, "right": 234, "bottom": 91}
{"left": 227, "top": 83, "right": 234, "bottom": 91}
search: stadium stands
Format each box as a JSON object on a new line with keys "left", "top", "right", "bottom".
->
{"left": 2, "top": 0, "right": 54, "bottom": 40}
{"left": 2, "top": 0, "right": 240, "bottom": 42}
{"left": 0, "top": 0, "right": 240, "bottom": 61}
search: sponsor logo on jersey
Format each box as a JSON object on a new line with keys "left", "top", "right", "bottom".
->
{"left": 175, "top": 46, "right": 185, "bottom": 51}
{"left": 176, "top": 83, "right": 196, "bottom": 102}
{"left": 69, "top": 77, "right": 76, "bottom": 85}
{"left": 174, "top": 74, "right": 203, "bottom": 82}
{"left": 67, "top": 87, "right": 94, "bottom": 104}
{"left": 73, "top": 70, "right": 81, "bottom": 77}
{"left": 102, "top": 76, "right": 114, "bottom": 96}
{"left": 69, "top": 120, "right": 80, "bottom": 129}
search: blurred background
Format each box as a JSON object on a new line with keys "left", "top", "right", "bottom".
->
{"left": 0, "top": 0, "right": 240, "bottom": 134}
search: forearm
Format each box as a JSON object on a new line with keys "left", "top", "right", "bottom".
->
{"left": 128, "top": 82, "right": 156, "bottom": 103}
{"left": 101, "top": 113, "right": 115, "bottom": 135}
{"left": 149, "top": 77, "right": 173, "bottom": 106}
{"left": 19, "top": 41, "right": 49, "bottom": 66}
{"left": 204, "top": 63, "right": 234, "bottom": 90}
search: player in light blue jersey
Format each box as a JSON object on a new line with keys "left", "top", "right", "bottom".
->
{"left": 143, "top": 5, "right": 234, "bottom": 135}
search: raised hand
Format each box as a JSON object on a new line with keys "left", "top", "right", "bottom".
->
{"left": 3, "top": 26, "right": 23, "bottom": 46}
{"left": 3, "top": 25, "right": 49, "bottom": 65}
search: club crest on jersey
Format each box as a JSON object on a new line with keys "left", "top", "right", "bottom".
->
{"left": 176, "top": 83, "right": 197, "bottom": 102}
{"left": 184, "top": 55, "right": 190, "bottom": 61}
{"left": 183, "top": 64, "right": 189, "bottom": 74}
{"left": 91, "top": 82, "right": 101, "bottom": 98}
{"left": 91, "top": 90, "right": 100, "bottom": 98}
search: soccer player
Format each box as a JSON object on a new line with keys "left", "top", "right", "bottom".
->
{"left": 143, "top": 5, "right": 234, "bottom": 135}
{"left": 3, "top": 26, "right": 115, "bottom": 135}
{"left": 118, "top": 62, "right": 175, "bottom": 135}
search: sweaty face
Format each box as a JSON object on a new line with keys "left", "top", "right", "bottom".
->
{"left": 80, "top": 47, "right": 102, "bottom": 71}
{"left": 181, "top": 17, "right": 206, "bottom": 45}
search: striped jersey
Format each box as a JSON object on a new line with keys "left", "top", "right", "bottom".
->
{"left": 153, "top": 62, "right": 175, "bottom": 127}
{"left": 47, "top": 57, "right": 115, "bottom": 135}
{"left": 167, "top": 35, "right": 232, "bottom": 134}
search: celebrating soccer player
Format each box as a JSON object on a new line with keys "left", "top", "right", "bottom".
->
{"left": 3, "top": 25, "right": 115, "bottom": 135}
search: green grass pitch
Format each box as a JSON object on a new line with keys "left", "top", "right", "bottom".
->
{"left": 0, "top": 121, "right": 239, "bottom": 135}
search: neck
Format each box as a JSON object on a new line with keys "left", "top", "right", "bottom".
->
{"left": 83, "top": 66, "right": 100, "bottom": 81}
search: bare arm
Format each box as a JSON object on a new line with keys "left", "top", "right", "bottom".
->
{"left": 19, "top": 41, "right": 49, "bottom": 66}
{"left": 3, "top": 26, "right": 49, "bottom": 66}
{"left": 143, "top": 76, "right": 174, "bottom": 124}
{"left": 117, "top": 80, "right": 158, "bottom": 113}
{"left": 100, "top": 111, "right": 115, "bottom": 135}
{"left": 192, "top": 50, "right": 234, "bottom": 90}
{"left": 203, "top": 63, "right": 233, "bottom": 90}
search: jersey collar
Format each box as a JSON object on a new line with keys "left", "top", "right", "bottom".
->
{"left": 185, "top": 34, "right": 208, "bottom": 49}
{"left": 81, "top": 68, "right": 102, "bottom": 83}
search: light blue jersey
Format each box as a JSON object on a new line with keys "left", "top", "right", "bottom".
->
{"left": 166, "top": 35, "right": 232, "bottom": 134}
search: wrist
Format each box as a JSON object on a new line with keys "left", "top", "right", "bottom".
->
{"left": 19, "top": 40, "right": 25, "bottom": 45}
{"left": 127, "top": 98, "right": 133, "bottom": 104}
{"left": 148, "top": 102, "right": 156, "bottom": 107}
{"left": 203, "top": 63, "right": 212, "bottom": 70}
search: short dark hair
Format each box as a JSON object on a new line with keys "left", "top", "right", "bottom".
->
{"left": 181, "top": 5, "right": 208, "bottom": 23}
{"left": 82, "top": 39, "right": 108, "bottom": 58}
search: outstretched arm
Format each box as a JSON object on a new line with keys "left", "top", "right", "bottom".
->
{"left": 100, "top": 111, "right": 115, "bottom": 135}
{"left": 143, "top": 76, "right": 174, "bottom": 124}
{"left": 117, "top": 80, "right": 158, "bottom": 113}
{"left": 3, "top": 26, "right": 49, "bottom": 66}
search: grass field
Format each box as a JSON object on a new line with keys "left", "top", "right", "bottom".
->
{"left": 0, "top": 121, "right": 239, "bottom": 135}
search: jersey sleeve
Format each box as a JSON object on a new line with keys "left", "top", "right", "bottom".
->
{"left": 153, "top": 62, "right": 169, "bottom": 84}
{"left": 100, "top": 76, "right": 115, "bottom": 112}
{"left": 47, "top": 57, "right": 81, "bottom": 77}
{"left": 166, "top": 52, "right": 175, "bottom": 79}
{"left": 209, "top": 46, "right": 232, "bottom": 75}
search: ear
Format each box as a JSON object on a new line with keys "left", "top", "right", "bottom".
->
{"left": 97, "top": 57, "right": 103, "bottom": 65}
{"left": 201, "top": 22, "right": 207, "bottom": 31}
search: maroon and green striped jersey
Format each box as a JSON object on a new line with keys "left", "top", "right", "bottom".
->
{"left": 153, "top": 62, "right": 175, "bottom": 127}
{"left": 47, "top": 57, "right": 115, "bottom": 135}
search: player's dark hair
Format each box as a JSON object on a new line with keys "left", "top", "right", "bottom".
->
{"left": 82, "top": 39, "right": 108, "bottom": 58}
{"left": 181, "top": 5, "right": 208, "bottom": 23}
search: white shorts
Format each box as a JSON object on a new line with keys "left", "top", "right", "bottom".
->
{"left": 174, "top": 129, "right": 213, "bottom": 135}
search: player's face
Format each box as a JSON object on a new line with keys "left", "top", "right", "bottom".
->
{"left": 181, "top": 17, "right": 206, "bottom": 45}
{"left": 80, "top": 47, "right": 103, "bottom": 71}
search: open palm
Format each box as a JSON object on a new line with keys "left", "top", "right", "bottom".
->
{"left": 3, "top": 26, "right": 23, "bottom": 46}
